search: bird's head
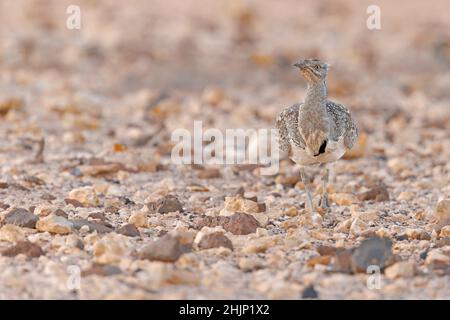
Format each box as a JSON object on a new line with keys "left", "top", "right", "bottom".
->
{"left": 294, "top": 58, "right": 329, "bottom": 84}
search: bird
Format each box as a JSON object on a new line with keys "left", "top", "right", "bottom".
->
{"left": 276, "top": 58, "right": 358, "bottom": 223}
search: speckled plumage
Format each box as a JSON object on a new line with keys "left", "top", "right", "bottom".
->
{"left": 276, "top": 58, "right": 358, "bottom": 220}
{"left": 277, "top": 100, "right": 358, "bottom": 164}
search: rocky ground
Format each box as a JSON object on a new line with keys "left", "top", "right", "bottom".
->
{"left": 0, "top": 0, "right": 449, "bottom": 299}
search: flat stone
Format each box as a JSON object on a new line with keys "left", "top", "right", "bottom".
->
{"left": 36, "top": 215, "right": 73, "bottom": 234}
{"left": 196, "top": 212, "right": 260, "bottom": 235}
{"left": 71, "top": 219, "right": 113, "bottom": 233}
{"left": 116, "top": 224, "right": 140, "bottom": 237}
{"left": 197, "top": 232, "right": 233, "bottom": 250}
{"left": 2, "top": 240, "right": 44, "bottom": 258}
{"left": 3, "top": 208, "right": 38, "bottom": 228}
{"left": 148, "top": 195, "right": 183, "bottom": 214}
{"left": 357, "top": 184, "right": 390, "bottom": 202}
{"left": 351, "top": 236, "right": 393, "bottom": 273}
{"left": 139, "top": 234, "right": 191, "bottom": 262}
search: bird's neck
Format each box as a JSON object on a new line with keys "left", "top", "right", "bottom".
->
{"left": 304, "top": 80, "right": 327, "bottom": 110}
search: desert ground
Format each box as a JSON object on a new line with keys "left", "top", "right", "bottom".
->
{"left": 0, "top": 0, "right": 449, "bottom": 299}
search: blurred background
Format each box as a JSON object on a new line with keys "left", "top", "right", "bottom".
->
{"left": 0, "top": 0, "right": 449, "bottom": 161}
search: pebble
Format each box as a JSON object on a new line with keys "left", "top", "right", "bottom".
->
{"left": 330, "top": 193, "right": 358, "bottom": 206}
{"left": 404, "top": 228, "right": 430, "bottom": 240}
{"left": 196, "top": 212, "right": 260, "bottom": 235}
{"left": 357, "top": 184, "right": 390, "bottom": 202}
{"left": 197, "top": 232, "right": 233, "bottom": 250}
{"left": 0, "top": 224, "right": 26, "bottom": 243}
{"left": 36, "top": 215, "right": 73, "bottom": 234}
{"left": 439, "top": 226, "right": 450, "bottom": 238}
{"left": 351, "top": 236, "right": 393, "bottom": 273}
{"left": 2, "top": 240, "right": 44, "bottom": 258}
{"left": 68, "top": 186, "right": 100, "bottom": 207}
{"left": 149, "top": 195, "right": 183, "bottom": 214}
{"left": 139, "top": 234, "right": 191, "bottom": 262}
{"left": 3, "top": 208, "right": 38, "bottom": 228}
{"left": 222, "top": 196, "right": 261, "bottom": 214}
{"left": 384, "top": 261, "right": 415, "bottom": 279}
{"left": 397, "top": 191, "right": 414, "bottom": 201}
{"left": 197, "top": 168, "right": 221, "bottom": 179}
{"left": 82, "top": 263, "right": 122, "bottom": 277}
{"left": 435, "top": 199, "right": 450, "bottom": 229}
{"left": 301, "top": 285, "right": 319, "bottom": 299}
{"left": 34, "top": 205, "right": 57, "bottom": 217}
{"left": 128, "top": 211, "right": 147, "bottom": 228}
{"left": 93, "top": 233, "right": 131, "bottom": 264}
{"left": 117, "top": 224, "right": 140, "bottom": 237}
{"left": 72, "top": 219, "right": 113, "bottom": 233}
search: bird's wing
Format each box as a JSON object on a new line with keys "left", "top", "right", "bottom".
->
{"left": 326, "top": 101, "right": 358, "bottom": 149}
{"left": 276, "top": 104, "right": 306, "bottom": 153}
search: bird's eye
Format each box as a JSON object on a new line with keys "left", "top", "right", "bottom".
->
{"left": 315, "top": 65, "right": 320, "bottom": 70}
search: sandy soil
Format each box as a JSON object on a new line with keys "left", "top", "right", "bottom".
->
{"left": 0, "top": 0, "right": 449, "bottom": 299}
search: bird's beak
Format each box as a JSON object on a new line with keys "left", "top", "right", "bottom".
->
{"left": 293, "top": 60, "right": 306, "bottom": 69}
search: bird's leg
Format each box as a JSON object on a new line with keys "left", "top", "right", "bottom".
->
{"left": 300, "top": 167, "right": 322, "bottom": 224}
{"left": 319, "top": 165, "right": 330, "bottom": 211}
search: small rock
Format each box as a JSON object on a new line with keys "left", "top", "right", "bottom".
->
{"left": 197, "top": 232, "right": 233, "bottom": 250}
{"left": 357, "top": 184, "right": 389, "bottom": 202}
{"left": 65, "top": 234, "right": 84, "bottom": 249}
{"left": 197, "top": 168, "right": 221, "bottom": 179}
{"left": 384, "top": 261, "right": 415, "bottom": 279}
{"left": 72, "top": 219, "right": 113, "bottom": 233}
{"left": 149, "top": 195, "right": 183, "bottom": 214}
{"left": 425, "top": 249, "right": 450, "bottom": 271}
{"left": 330, "top": 193, "right": 358, "bottom": 206}
{"left": 93, "top": 233, "right": 131, "bottom": 264}
{"left": 197, "top": 213, "right": 260, "bottom": 235}
{"left": 117, "top": 224, "right": 140, "bottom": 237}
{"left": 275, "top": 175, "right": 300, "bottom": 188}
{"left": 89, "top": 211, "right": 106, "bottom": 220}
{"left": 301, "top": 285, "right": 319, "bottom": 299}
{"left": 397, "top": 191, "right": 414, "bottom": 201}
{"left": 139, "top": 234, "right": 191, "bottom": 262}
{"left": 0, "top": 224, "right": 26, "bottom": 243}
{"left": 223, "top": 196, "right": 260, "bottom": 214}
{"left": 129, "top": 211, "right": 147, "bottom": 228}
{"left": 375, "top": 227, "right": 391, "bottom": 238}
{"left": 41, "top": 193, "right": 56, "bottom": 201}
{"left": 54, "top": 209, "right": 68, "bottom": 219}
{"left": 387, "top": 157, "right": 409, "bottom": 174}
{"left": 36, "top": 215, "right": 74, "bottom": 234}
{"left": 0, "top": 202, "right": 10, "bottom": 210}
{"left": 82, "top": 263, "right": 122, "bottom": 277}
{"left": 351, "top": 236, "right": 393, "bottom": 273}
{"left": 352, "top": 210, "right": 379, "bottom": 223}
{"left": 307, "top": 255, "right": 332, "bottom": 268}
{"left": 435, "top": 199, "right": 450, "bottom": 229}
{"left": 2, "top": 240, "right": 44, "bottom": 258}
{"left": 238, "top": 257, "right": 264, "bottom": 271}
{"left": 405, "top": 228, "right": 430, "bottom": 240}
{"left": 33, "top": 205, "right": 56, "bottom": 217}
{"left": 3, "top": 208, "right": 38, "bottom": 228}
{"left": 68, "top": 186, "right": 100, "bottom": 207}
{"left": 64, "top": 198, "right": 85, "bottom": 208}
{"left": 439, "top": 226, "right": 450, "bottom": 238}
